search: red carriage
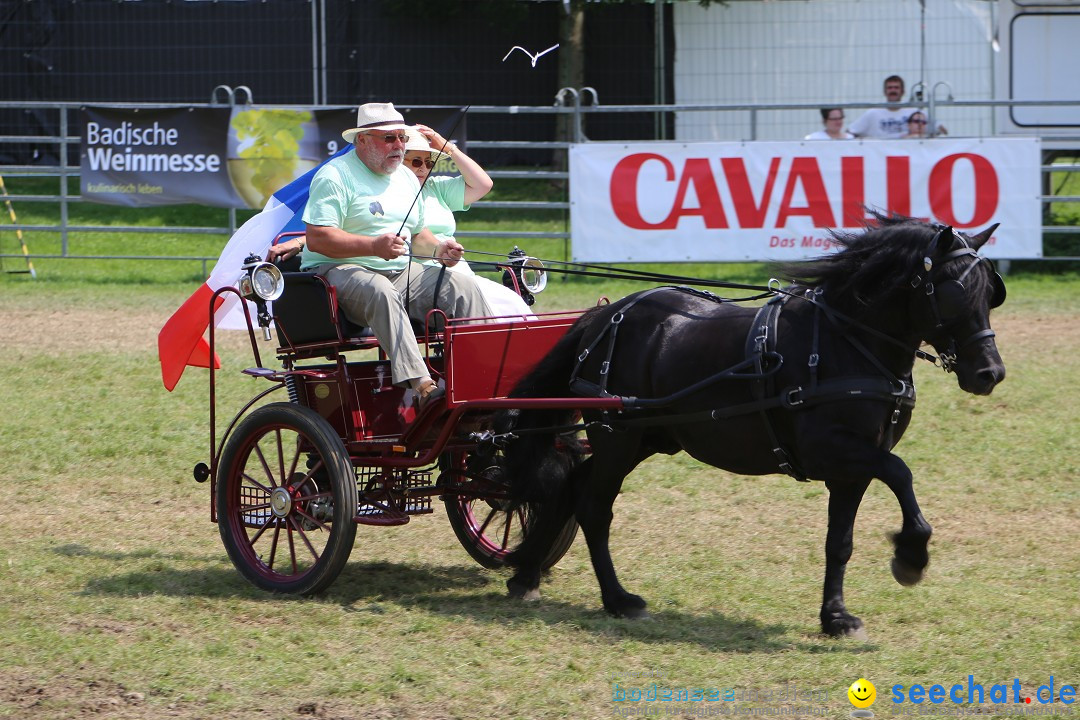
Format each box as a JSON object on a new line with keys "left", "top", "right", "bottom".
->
{"left": 195, "top": 240, "right": 615, "bottom": 594}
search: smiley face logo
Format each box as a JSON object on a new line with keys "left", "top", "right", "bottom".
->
{"left": 848, "top": 678, "right": 876, "bottom": 709}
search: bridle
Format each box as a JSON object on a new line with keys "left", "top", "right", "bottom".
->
{"left": 908, "top": 225, "right": 1006, "bottom": 372}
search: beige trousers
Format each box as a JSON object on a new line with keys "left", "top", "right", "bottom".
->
{"left": 315, "top": 262, "right": 493, "bottom": 386}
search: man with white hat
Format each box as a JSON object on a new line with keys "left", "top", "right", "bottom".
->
{"left": 282, "top": 102, "right": 492, "bottom": 408}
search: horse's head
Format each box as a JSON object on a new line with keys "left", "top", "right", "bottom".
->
{"left": 911, "top": 224, "right": 1006, "bottom": 395}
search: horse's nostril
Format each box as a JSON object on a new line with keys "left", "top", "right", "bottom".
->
{"left": 978, "top": 366, "right": 1005, "bottom": 386}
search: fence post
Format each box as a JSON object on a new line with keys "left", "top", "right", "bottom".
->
{"left": 59, "top": 106, "right": 70, "bottom": 256}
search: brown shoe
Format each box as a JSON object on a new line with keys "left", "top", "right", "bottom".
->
{"left": 417, "top": 379, "right": 445, "bottom": 412}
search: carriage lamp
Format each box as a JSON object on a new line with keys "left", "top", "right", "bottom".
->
{"left": 239, "top": 255, "right": 285, "bottom": 302}
{"left": 502, "top": 246, "right": 547, "bottom": 306}
{"left": 239, "top": 254, "right": 284, "bottom": 339}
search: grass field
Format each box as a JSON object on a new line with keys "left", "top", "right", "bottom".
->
{"left": 1, "top": 251, "right": 1078, "bottom": 719}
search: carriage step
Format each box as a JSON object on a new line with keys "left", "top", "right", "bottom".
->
{"left": 354, "top": 512, "right": 411, "bottom": 527}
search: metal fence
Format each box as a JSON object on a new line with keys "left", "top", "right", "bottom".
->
{"left": 1, "top": 94, "right": 1078, "bottom": 275}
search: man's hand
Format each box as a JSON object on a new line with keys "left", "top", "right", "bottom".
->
{"left": 266, "top": 238, "right": 303, "bottom": 263}
{"left": 372, "top": 233, "right": 408, "bottom": 261}
{"left": 435, "top": 239, "right": 464, "bottom": 267}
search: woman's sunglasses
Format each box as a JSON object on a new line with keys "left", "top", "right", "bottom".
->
{"left": 409, "top": 157, "right": 436, "bottom": 169}
{"left": 909, "top": 118, "right": 927, "bottom": 125}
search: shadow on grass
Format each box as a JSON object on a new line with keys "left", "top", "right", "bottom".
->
{"left": 80, "top": 558, "right": 873, "bottom": 653}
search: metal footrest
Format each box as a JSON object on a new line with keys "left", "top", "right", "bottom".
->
{"left": 354, "top": 467, "right": 433, "bottom": 526}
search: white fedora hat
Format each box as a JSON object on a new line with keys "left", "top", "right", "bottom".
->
{"left": 342, "top": 102, "right": 410, "bottom": 144}
{"left": 403, "top": 127, "right": 451, "bottom": 161}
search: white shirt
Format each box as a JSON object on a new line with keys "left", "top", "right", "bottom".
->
{"left": 805, "top": 130, "right": 854, "bottom": 140}
{"left": 848, "top": 108, "right": 914, "bottom": 139}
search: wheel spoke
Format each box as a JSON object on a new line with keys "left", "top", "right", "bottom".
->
{"left": 293, "top": 506, "right": 331, "bottom": 533}
{"left": 275, "top": 428, "right": 286, "bottom": 486}
{"left": 500, "top": 510, "right": 512, "bottom": 551}
{"left": 248, "top": 513, "right": 275, "bottom": 545}
{"left": 267, "top": 522, "right": 281, "bottom": 570}
{"left": 241, "top": 473, "right": 274, "bottom": 496}
{"left": 292, "top": 490, "right": 332, "bottom": 503}
{"left": 475, "top": 503, "right": 498, "bottom": 536}
{"left": 291, "top": 457, "right": 325, "bottom": 492}
{"left": 287, "top": 523, "right": 299, "bottom": 574}
{"left": 253, "top": 444, "right": 278, "bottom": 488}
{"left": 286, "top": 432, "right": 302, "bottom": 480}
{"left": 288, "top": 515, "right": 321, "bottom": 561}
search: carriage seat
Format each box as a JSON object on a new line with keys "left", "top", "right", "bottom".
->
{"left": 273, "top": 271, "right": 373, "bottom": 349}
{"left": 272, "top": 271, "right": 428, "bottom": 351}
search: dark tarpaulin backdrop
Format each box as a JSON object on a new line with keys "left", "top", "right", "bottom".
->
{"left": 0, "top": 0, "right": 673, "bottom": 166}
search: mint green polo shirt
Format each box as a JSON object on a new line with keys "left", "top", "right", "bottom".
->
{"left": 420, "top": 175, "right": 469, "bottom": 244}
{"left": 299, "top": 149, "right": 424, "bottom": 273}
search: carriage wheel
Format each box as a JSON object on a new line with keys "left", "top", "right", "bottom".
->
{"left": 441, "top": 450, "right": 577, "bottom": 571}
{"left": 216, "top": 402, "right": 358, "bottom": 594}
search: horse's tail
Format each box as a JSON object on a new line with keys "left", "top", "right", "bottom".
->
{"left": 496, "top": 306, "right": 606, "bottom": 518}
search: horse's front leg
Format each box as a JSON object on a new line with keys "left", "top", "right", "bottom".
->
{"left": 876, "top": 453, "right": 933, "bottom": 586}
{"left": 578, "top": 433, "right": 650, "bottom": 619}
{"left": 821, "top": 478, "right": 872, "bottom": 638}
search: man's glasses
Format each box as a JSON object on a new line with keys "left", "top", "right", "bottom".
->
{"left": 827, "top": 115, "right": 844, "bottom": 121}
{"left": 409, "top": 157, "right": 436, "bottom": 169}
{"left": 368, "top": 132, "right": 409, "bottom": 143}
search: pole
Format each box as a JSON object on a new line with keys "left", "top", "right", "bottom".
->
{"left": 0, "top": 174, "right": 37, "bottom": 278}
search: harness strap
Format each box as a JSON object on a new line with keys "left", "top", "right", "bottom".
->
{"left": 808, "top": 297, "right": 822, "bottom": 395}
{"left": 597, "top": 376, "right": 916, "bottom": 430}
{"left": 746, "top": 297, "right": 804, "bottom": 480}
{"left": 570, "top": 286, "right": 721, "bottom": 397}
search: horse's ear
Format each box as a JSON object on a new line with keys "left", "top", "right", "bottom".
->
{"left": 969, "top": 223, "right": 999, "bottom": 251}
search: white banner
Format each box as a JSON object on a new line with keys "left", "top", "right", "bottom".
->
{"left": 569, "top": 138, "right": 1042, "bottom": 262}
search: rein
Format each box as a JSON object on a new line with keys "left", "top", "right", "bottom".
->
{"left": 480, "top": 224, "right": 1003, "bottom": 482}
{"left": 400, "top": 106, "right": 470, "bottom": 316}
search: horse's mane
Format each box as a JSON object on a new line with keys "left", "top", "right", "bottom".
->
{"left": 782, "top": 212, "right": 936, "bottom": 315}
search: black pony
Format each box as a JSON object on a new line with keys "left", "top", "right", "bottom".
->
{"left": 498, "top": 216, "right": 1006, "bottom": 637}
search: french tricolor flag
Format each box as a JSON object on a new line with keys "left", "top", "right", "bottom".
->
{"left": 157, "top": 147, "right": 349, "bottom": 391}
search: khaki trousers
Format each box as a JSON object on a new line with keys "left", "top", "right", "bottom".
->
{"left": 314, "top": 262, "right": 493, "bottom": 386}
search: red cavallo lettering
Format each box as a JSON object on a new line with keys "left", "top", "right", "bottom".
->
{"left": 775, "top": 158, "right": 835, "bottom": 227}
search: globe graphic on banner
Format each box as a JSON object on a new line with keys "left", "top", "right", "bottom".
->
{"left": 226, "top": 108, "right": 320, "bottom": 209}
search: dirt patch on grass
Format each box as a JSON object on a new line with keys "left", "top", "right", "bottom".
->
{"left": 3, "top": 300, "right": 1076, "bottom": 356}
{"left": 3, "top": 305, "right": 253, "bottom": 356}
{"left": 994, "top": 313, "right": 1080, "bottom": 352}
{"left": 0, "top": 667, "right": 462, "bottom": 720}
{"left": 0, "top": 670, "right": 159, "bottom": 719}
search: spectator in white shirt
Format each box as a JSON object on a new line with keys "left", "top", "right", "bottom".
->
{"left": 848, "top": 76, "right": 913, "bottom": 139}
{"left": 805, "top": 108, "right": 854, "bottom": 140}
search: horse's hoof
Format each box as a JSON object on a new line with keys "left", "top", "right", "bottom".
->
{"left": 621, "top": 606, "right": 652, "bottom": 620}
{"left": 844, "top": 625, "right": 869, "bottom": 641}
{"left": 507, "top": 578, "right": 540, "bottom": 601}
{"left": 822, "top": 613, "right": 865, "bottom": 639}
{"left": 891, "top": 557, "right": 925, "bottom": 586}
{"left": 605, "top": 593, "right": 648, "bottom": 619}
